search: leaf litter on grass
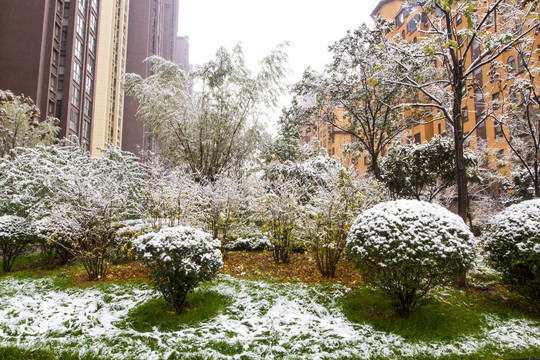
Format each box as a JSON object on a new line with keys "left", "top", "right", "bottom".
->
{"left": 0, "top": 275, "right": 539, "bottom": 359}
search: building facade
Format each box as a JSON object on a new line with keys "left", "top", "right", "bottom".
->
{"left": 175, "top": 35, "right": 190, "bottom": 73}
{"left": 121, "top": 0, "right": 180, "bottom": 155}
{"left": 0, "top": 0, "right": 100, "bottom": 151}
{"left": 91, "top": 0, "right": 130, "bottom": 156}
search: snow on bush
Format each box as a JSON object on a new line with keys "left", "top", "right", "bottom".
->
{"left": 347, "top": 200, "right": 477, "bottom": 315}
{"left": 134, "top": 226, "right": 223, "bottom": 313}
{"left": 113, "top": 220, "right": 154, "bottom": 262}
{"left": 0, "top": 215, "right": 36, "bottom": 272}
{"left": 226, "top": 236, "right": 271, "bottom": 251}
{"left": 483, "top": 199, "right": 540, "bottom": 305}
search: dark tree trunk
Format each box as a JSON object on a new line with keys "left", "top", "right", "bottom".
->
{"left": 371, "top": 153, "right": 382, "bottom": 181}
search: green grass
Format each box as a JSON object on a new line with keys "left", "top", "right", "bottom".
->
{"left": 119, "top": 287, "right": 232, "bottom": 332}
{"left": 0, "top": 346, "right": 109, "bottom": 360}
{"left": 341, "top": 286, "right": 539, "bottom": 343}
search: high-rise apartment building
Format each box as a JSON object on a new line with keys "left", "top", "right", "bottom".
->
{"left": 91, "top": 0, "right": 130, "bottom": 156}
{"left": 121, "top": 0, "right": 180, "bottom": 155}
{"left": 0, "top": 0, "right": 100, "bottom": 151}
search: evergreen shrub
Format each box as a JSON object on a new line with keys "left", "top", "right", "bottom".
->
{"left": 347, "top": 200, "right": 476, "bottom": 315}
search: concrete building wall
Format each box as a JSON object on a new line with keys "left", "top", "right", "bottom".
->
{"left": 122, "top": 0, "right": 179, "bottom": 155}
{"left": 175, "top": 35, "right": 190, "bottom": 72}
{"left": 0, "top": 0, "right": 101, "bottom": 152}
{"left": 92, "top": 0, "right": 130, "bottom": 156}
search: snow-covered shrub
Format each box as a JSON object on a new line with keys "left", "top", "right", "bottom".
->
{"left": 347, "top": 200, "right": 476, "bottom": 315}
{"left": 0, "top": 215, "right": 36, "bottom": 272}
{"left": 198, "top": 175, "right": 251, "bottom": 250}
{"left": 305, "top": 166, "right": 366, "bottom": 278}
{"left": 483, "top": 199, "right": 540, "bottom": 305}
{"left": 0, "top": 144, "right": 150, "bottom": 280}
{"left": 134, "top": 226, "right": 223, "bottom": 313}
{"left": 225, "top": 235, "right": 271, "bottom": 251}
{"left": 112, "top": 220, "right": 154, "bottom": 263}
{"left": 256, "top": 179, "right": 302, "bottom": 263}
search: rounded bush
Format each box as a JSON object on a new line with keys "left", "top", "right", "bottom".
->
{"left": 483, "top": 199, "right": 540, "bottom": 305}
{"left": 347, "top": 200, "right": 476, "bottom": 315}
{"left": 134, "top": 226, "right": 223, "bottom": 313}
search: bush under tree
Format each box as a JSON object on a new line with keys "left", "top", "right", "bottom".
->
{"left": 347, "top": 200, "right": 476, "bottom": 316}
{"left": 0, "top": 144, "right": 150, "bottom": 280}
{"left": 0, "top": 215, "right": 36, "bottom": 272}
{"left": 483, "top": 199, "right": 540, "bottom": 306}
{"left": 134, "top": 226, "right": 223, "bottom": 313}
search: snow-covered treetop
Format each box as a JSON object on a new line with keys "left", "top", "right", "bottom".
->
{"left": 348, "top": 199, "right": 476, "bottom": 265}
{"left": 484, "top": 199, "right": 540, "bottom": 255}
{"left": 134, "top": 226, "right": 223, "bottom": 270}
{"left": 0, "top": 215, "right": 31, "bottom": 238}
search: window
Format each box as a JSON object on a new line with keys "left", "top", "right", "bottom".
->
{"left": 471, "top": 38, "right": 481, "bottom": 61}
{"left": 456, "top": 13, "right": 462, "bottom": 25}
{"left": 84, "top": 98, "right": 92, "bottom": 117}
{"left": 61, "top": 30, "right": 67, "bottom": 50}
{"left": 518, "top": 54, "right": 526, "bottom": 73}
{"left": 75, "top": 38, "right": 83, "bottom": 60}
{"left": 407, "top": 18, "right": 417, "bottom": 34}
{"left": 80, "top": 0, "right": 87, "bottom": 14}
{"left": 87, "top": 56, "right": 95, "bottom": 75}
{"left": 55, "top": 24, "right": 61, "bottom": 40}
{"left": 396, "top": 11, "right": 405, "bottom": 27}
{"left": 83, "top": 120, "right": 90, "bottom": 139}
{"left": 59, "top": 55, "right": 65, "bottom": 75}
{"left": 486, "top": 13, "right": 494, "bottom": 27}
{"left": 85, "top": 76, "right": 93, "bottom": 95}
{"left": 401, "top": 30, "right": 406, "bottom": 39}
{"left": 69, "top": 110, "right": 79, "bottom": 131}
{"left": 507, "top": 56, "right": 516, "bottom": 74}
{"left": 63, "top": 6, "right": 69, "bottom": 26}
{"left": 462, "top": 107, "right": 469, "bottom": 122}
{"left": 50, "top": 74, "right": 57, "bottom": 92}
{"left": 92, "top": 0, "right": 98, "bottom": 13}
{"left": 55, "top": 104, "right": 62, "bottom": 119}
{"left": 414, "top": 133, "right": 421, "bottom": 144}
{"left": 90, "top": 13, "right": 97, "bottom": 33}
{"left": 89, "top": 35, "right": 95, "bottom": 54}
{"left": 71, "top": 85, "right": 80, "bottom": 107}
{"left": 48, "top": 101, "right": 55, "bottom": 116}
{"left": 473, "top": 67, "right": 483, "bottom": 86}
{"left": 489, "top": 63, "right": 500, "bottom": 82}
{"left": 492, "top": 92, "right": 500, "bottom": 110}
{"left": 494, "top": 121, "right": 503, "bottom": 137}
{"left": 52, "top": 49, "right": 59, "bottom": 66}
{"left": 73, "top": 62, "right": 82, "bottom": 84}
{"left": 77, "top": 15, "right": 85, "bottom": 40}
{"left": 438, "top": 123, "right": 442, "bottom": 134}
{"left": 57, "top": 80, "right": 64, "bottom": 100}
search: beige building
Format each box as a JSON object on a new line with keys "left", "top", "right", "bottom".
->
{"left": 91, "top": 0, "right": 130, "bottom": 156}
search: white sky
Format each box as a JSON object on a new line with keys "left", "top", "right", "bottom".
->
{"left": 177, "top": 0, "right": 380, "bottom": 123}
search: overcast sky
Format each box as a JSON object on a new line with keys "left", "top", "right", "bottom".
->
{"left": 177, "top": 0, "right": 380, "bottom": 124}
{"left": 178, "top": 0, "right": 380, "bottom": 82}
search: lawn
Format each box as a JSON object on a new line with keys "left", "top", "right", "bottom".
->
{"left": 0, "top": 252, "right": 539, "bottom": 360}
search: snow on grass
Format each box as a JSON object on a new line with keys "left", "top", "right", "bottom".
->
{"left": 0, "top": 275, "right": 539, "bottom": 359}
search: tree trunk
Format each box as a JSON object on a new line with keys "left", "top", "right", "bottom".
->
{"left": 535, "top": 161, "right": 540, "bottom": 198}
{"left": 371, "top": 153, "right": 382, "bottom": 181}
